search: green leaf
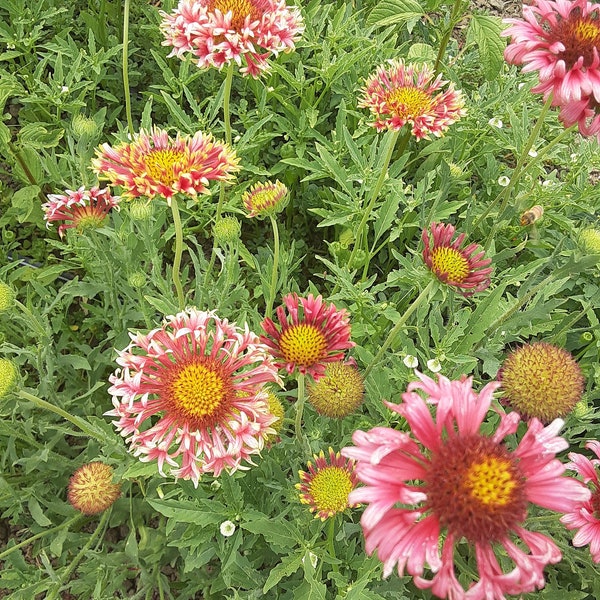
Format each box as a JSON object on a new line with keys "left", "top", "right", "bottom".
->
{"left": 147, "top": 499, "right": 226, "bottom": 527}
{"left": 466, "top": 14, "right": 505, "bottom": 81}
{"left": 18, "top": 123, "right": 64, "bottom": 149}
{"left": 28, "top": 497, "right": 52, "bottom": 527}
{"left": 143, "top": 294, "right": 178, "bottom": 316}
{"left": 372, "top": 194, "right": 399, "bottom": 247}
{"left": 367, "top": 0, "right": 424, "bottom": 28}
{"left": 11, "top": 185, "right": 41, "bottom": 223}
{"left": 263, "top": 551, "right": 304, "bottom": 593}
{"left": 241, "top": 516, "right": 298, "bottom": 549}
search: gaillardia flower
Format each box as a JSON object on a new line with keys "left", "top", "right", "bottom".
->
{"left": 359, "top": 59, "right": 466, "bottom": 139}
{"left": 42, "top": 186, "right": 120, "bottom": 238}
{"left": 561, "top": 441, "right": 600, "bottom": 562}
{"left": 242, "top": 180, "right": 289, "bottom": 218}
{"left": 296, "top": 448, "right": 358, "bottom": 520}
{"left": 307, "top": 360, "right": 365, "bottom": 418}
{"left": 422, "top": 222, "right": 493, "bottom": 295}
{"left": 107, "top": 308, "right": 282, "bottom": 486}
{"left": 67, "top": 462, "right": 121, "bottom": 515}
{"left": 160, "top": 0, "right": 304, "bottom": 78}
{"left": 342, "top": 372, "right": 590, "bottom": 599}
{"left": 92, "top": 127, "right": 239, "bottom": 204}
{"left": 503, "top": 0, "right": 600, "bottom": 104}
{"left": 498, "top": 341, "right": 585, "bottom": 422}
{"left": 261, "top": 293, "right": 354, "bottom": 379}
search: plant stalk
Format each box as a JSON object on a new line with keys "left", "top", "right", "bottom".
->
{"left": 433, "top": 0, "right": 466, "bottom": 75}
{"left": 122, "top": 0, "right": 134, "bottom": 136}
{"left": 295, "top": 373, "right": 306, "bottom": 445}
{"left": 265, "top": 215, "right": 281, "bottom": 320}
{"left": 170, "top": 196, "right": 186, "bottom": 310}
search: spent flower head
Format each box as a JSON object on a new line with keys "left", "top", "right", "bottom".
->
{"left": 242, "top": 180, "right": 289, "bottom": 219}
{"left": 422, "top": 222, "right": 493, "bottom": 295}
{"left": 359, "top": 59, "right": 466, "bottom": 139}
{"left": 160, "top": 0, "right": 304, "bottom": 78}
{"left": 498, "top": 342, "right": 585, "bottom": 422}
{"left": 342, "top": 371, "right": 590, "bottom": 596}
{"left": 296, "top": 448, "right": 359, "bottom": 520}
{"left": 213, "top": 215, "right": 242, "bottom": 245}
{"left": 67, "top": 462, "right": 121, "bottom": 515}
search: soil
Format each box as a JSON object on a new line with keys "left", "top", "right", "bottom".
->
{"left": 475, "top": 0, "right": 524, "bottom": 18}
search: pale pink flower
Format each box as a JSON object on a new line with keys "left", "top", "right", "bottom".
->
{"left": 561, "top": 441, "right": 600, "bottom": 562}
{"left": 503, "top": 0, "right": 600, "bottom": 104}
{"left": 359, "top": 59, "right": 466, "bottom": 139}
{"left": 558, "top": 96, "right": 600, "bottom": 137}
{"left": 342, "top": 371, "right": 590, "bottom": 599}
{"left": 260, "top": 294, "right": 354, "bottom": 379}
{"left": 42, "top": 186, "right": 120, "bottom": 238}
{"left": 160, "top": 0, "right": 303, "bottom": 78}
{"left": 107, "top": 308, "right": 282, "bottom": 486}
{"left": 92, "top": 126, "right": 239, "bottom": 204}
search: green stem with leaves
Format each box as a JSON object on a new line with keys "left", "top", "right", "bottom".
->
{"left": 295, "top": 373, "right": 306, "bottom": 445}
{"left": 433, "top": 0, "right": 466, "bottom": 75}
{"left": 327, "top": 517, "right": 339, "bottom": 573}
{"left": 170, "top": 196, "right": 186, "bottom": 310}
{"left": 122, "top": 0, "right": 134, "bottom": 136}
{"left": 265, "top": 215, "right": 281, "bottom": 320}
{"left": 364, "top": 279, "right": 437, "bottom": 378}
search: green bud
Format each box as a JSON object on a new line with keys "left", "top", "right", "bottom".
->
{"left": 127, "top": 272, "right": 146, "bottom": 289}
{"left": 3, "top": 230, "right": 16, "bottom": 242}
{"left": 580, "top": 331, "right": 594, "bottom": 343}
{"left": 128, "top": 199, "right": 154, "bottom": 221}
{"left": 213, "top": 216, "right": 241, "bottom": 246}
{"left": 71, "top": 114, "right": 99, "bottom": 139}
{"left": 339, "top": 229, "right": 354, "bottom": 249}
{"left": 579, "top": 228, "right": 600, "bottom": 254}
{"left": 0, "top": 282, "right": 15, "bottom": 313}
{"left": 0, "top": 359, "right": 19, "bottom": 399}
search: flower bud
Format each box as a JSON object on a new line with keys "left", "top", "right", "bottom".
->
{"left": 213, "top": 216, "right": 241, "bottom": 245}
{"left": 0, "top": 282, "right": 15, "bottom": 313}
{"left": 128, "top": 198, "right": 154, "bottom": 221}
{"left": 71, "top": 114, "right": 99, "bottom": 139}
{"left": 0, "top": 358, "right": 18, "bottom": 399}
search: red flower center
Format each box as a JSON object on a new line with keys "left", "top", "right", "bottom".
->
{"left": 144, "top": 149, "right": 186, "bottom": 186}
{"left": 551, "top": 13, "right": 600, "bottom": 69}
{"left": 426, "top": 434, "right": 528, "bottom": 543}
{"left": 278, "top": 324, "right": 328, "bottom": 367}
{"left": 386, "top": 86, "right": 433, "bottom": 119}
{"left": 161, "top": 357, "right": 234, "bottom": 429}
{"left": 207, "top": 0, "right": 269, "bottom": 30}
{"left": 430, "top": 246, "right": 470, "bottom": 283}
{"left": 591, "top": 486, "right": 600, "bottom": 518}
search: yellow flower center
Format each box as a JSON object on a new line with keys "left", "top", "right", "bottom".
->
{"left": 308, "top": 467, "right": 353, "bottom": 515}
{"left": 308, "top": 361, "right": 365, "bottom": 418}
{"left": 278, "top": 324, "right": 328, "bottom": 367}
{"left": 430, "top": 246, "right": 470, "bottom": 283}
{"left": 167, "top": 360, "right": 228, "bottom": 422}
{"left": 68, "top": 462, "right": 121, "bottom": 515}
{"left": 464, "top": 457, "right": 517, "bottom": 507}
{"left": 386, "top": 86, "right": 433, "bottom": 119}
{"left": 144, "top": 149, "right": 186, "bottom": 186}
{"left": 572, "top": 18, "right": 600, "bottom": 45}
{"left": 555, "top": 16, "right": 600, "bottom": 68}
{"left": 209, "top": 0, "right": 266, "bottom": 29}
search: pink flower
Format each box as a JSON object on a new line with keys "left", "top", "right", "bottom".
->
{"left": 558, "top": 96, "right": 600, "bottom": 137}
{"left": 422, "top": 222, "right": 493, "bottom": 295}
{"left": 503, "top": 0, "right": 600, "bottom": 104}
{"left": 560, "top": 441, "right": 600, "bottom": 562}
{"left": 342, "top": 371, "right": 590, "bottom": 599}
{"left": 359, "top": 59, "right": 466, "bottom": 139}
{"left": 260, "top": 293, "right": 354, "bottom": 380}
{"left": 92, "top": 126, "right": 239, "bottom": 204}
{"left": 42, "top": 186, "right": 120, "bottom": 238}
{"left": 107, "top": 308, "right": 282, "bottom": 486}
{"left": 160, "top": 0, "right": 304, "bottom": 78}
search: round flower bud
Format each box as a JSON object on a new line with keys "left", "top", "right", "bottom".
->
{"left": 498, "top": 342, "right": 585, "bottom": 423}
{"left": 403, "top": 354, "right": 419, "bottom": 369}
{"left": 220, "top": 520, "right": 236, "bottom": 537}
{"left": 213, "top": 216, "right": 241, "bottom": 245}
{"left": 578, "top": 228, "right": 600, "bottom": 254}
{"left": 67, "top": 462, "right": 121, "bottom": 515}
{"left": 307, "top": 361, "right": 365, "bottom": 418}
{"left": 242, "top": 180, "right": 289, "bottom": 219}
{"left": 72, "top": 114, "right": 99, "bottom": 139}
{"left": 0, "top": 358, "right": 19, "bottom": 399}
{"left": 127, "top": 271, "right": 146, "bottom": 289}
{"left": 573, "top": 399, "right": 592, "bottom": 419}
{"left": 128, "top": 198, "right": 154, "bottom": 221}
{"left": 0, "top": 282, "right": 15, "bottom": 313}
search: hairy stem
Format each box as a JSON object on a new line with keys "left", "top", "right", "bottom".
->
{"left": 170, "top": 196, "right": 186, "bottom": 310}
{"left": 265, "top": 215, "right": 281, "bottom": 320}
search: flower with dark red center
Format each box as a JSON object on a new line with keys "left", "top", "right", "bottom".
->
{"left": 359, "top": 59, "right": 466, "bottom": 139}
{"left": 67, "top": 462, "right": 121, "bottom": 515}
{"left": 260, "top": 294, "right": 354, "bottom": 380}
{"left": 422, "top": 222, "right": 493, "bottom": 295}
{"left": 561, "top": 441, "right": 600, "bottom": 562}
{"left": 342, "top": 371, "right": 590, "bottom": 598}
{"left": 503, "top": 0, "right": 600, "bottom": 104}
{"left": 160, "top": 0, "right": 303, "bottom": 78}
{"left": 296, "top": 448, "right": 359, "bottom": 520}
{"left": 42, "top": 186, "right": 120, "bottom": 238}
{"left": 242, "top": 180, "right": 289, "bottom": 218}
{"left": 107, "top": 308, "right": 282, "bottom": 486}
{"left": 92, "top": 127, "right": 239, "bottom": 204}
{"left": 498, "top": 341, "right": 585, "bottom": 422}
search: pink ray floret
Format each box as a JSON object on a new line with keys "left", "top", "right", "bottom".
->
{"left": 359, "top": 59, "right": 466, "bottom": 139}
{"left": 107, "top": 308, "right": 282, "bottom": 486}
{"left": 160, "top": 0, "right": 304, "bottom": 78}
{"left": 342, "top": 371, "right": 590, "bottom": 599}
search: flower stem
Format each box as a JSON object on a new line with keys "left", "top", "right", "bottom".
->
{"left": 326, "top": 516, "right": 339, "bottom": 573}
{"left": 203, "top": 63, "right": 235, "bottom": 292}
{"left": 46, "top": 510, "right": 110, "bottom": 600}
{"left": 433, "top": 0, "right": 466, "bottom": 75}
{"left": 17, "top": 390, "right": 106, "bottom": 443}
{"left": 295, "top": 372, "right": 306, "bottom": 445}
{"left": 364, "top": 279, "right": 436, "bottom": 378}
{"left": 0, "top": 515, "right": 82, "bottom": 561}
{"left": 265, "top": 215, "right": 281, "bottom": 320}
{"left": 170, "top": 196, "right": 186, "bottom": 310}
{"left": 122, "top": 0, "right": 134, "bottom": 136}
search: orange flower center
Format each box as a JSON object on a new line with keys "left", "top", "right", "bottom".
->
{"left": 278, "top": 324, "right": 327, "bottom": 367}
{"left": 386, "top": 86, "right": 433, "bottom": 119}
{"left": 426, "top": 435, "right": 527, "bottom": 543}
{"left": 554, "top": 15, "right": 600, "bottom": 68}
{"left": 307, "top": 466, "right": 353, "bottom": 515}
{"left": 163, "top": 358, "right": 233, "bottom": 428}
{"left": 145, "top": 149, "right": 186, "bottom": 186}
{"left": 208, "top": 0, "right": 267, "bottom": 30}
{"left": 430, "top": 246, "right": 470, "bottom": 283}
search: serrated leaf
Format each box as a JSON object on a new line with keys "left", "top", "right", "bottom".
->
{"left": 293, "top": 578, "right": 327, "bottom": 600}
{"left": 263, "top": 552, "right": 304, "bottom": 593}
{"left": 28, "top": 497, "right": 52, "bottom": 527}
{"left": 147, "top": 499, "right": 226, "bottom": 526}
{"left": 122, "top": 460, "right": 159, "bottom": 480}
{"left": 241, "top": 516, "right": 298, "bottom": 549}
{"left": 372, "top": 194, "right": 399, "bottom": 246}
{"left": 18, "top": 123, "right": 64, "bottom": 149}
{"left": 143, "top": 294, "right": 178, "bottom": 316}
{"left": 407, "top": 42, "right": 436, "bottom": 63}
{"left": 11, "top": 185, "right": 41, "bottom": 223}
{"left": 367, "top": 0, "right": 424, "bottom": 28}
{"left": 466, "top": 14, "right": 505, "bottom": 81}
